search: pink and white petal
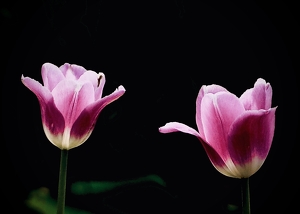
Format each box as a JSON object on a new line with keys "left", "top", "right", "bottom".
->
{"left": 252, "top": 78, "right": 272, "bottom": 110}
{"left": 200, "top": 93, "right": 231, "bottom": 161}
{"left": 41, "top": 100, "right": 66, "bottom": 149}
{"left": 214, "top": 92, "right": 245, "bottom": 137}
{"left": 69, "top": 82, "right": 95, "bottom": 125}
{"left": 21, "top": 76, "right": 65, "bottom": 146}
{"left": 59, "top": 63, "right": 71, "bottom": 76}
{"left": 159, "top": 122, "right": 200, "bottom": 137}
{"left": 41, "top": 63, "right": 65, "bottom": 91}
{"left": 94, "top": 73, "right": 106, "bottom": 100}
{"left": 70, "top": 85, "right": 125, "bottom": 140}
{"left": 196, "top": 84, "right": 228, "bottom": 140}
{"left": 21, "top": 75, "right": 52, "bottom": 102}
{"left": 239, "top": 88, "right": 253, "bottom": 110}
{"left": 198, "top": 137, "right": 239, "bottom": 178}
{"left": 228, "top": 107, "right": 276, "bottom": 170}
{"left": 59, "top": 63, "right": 86, "bottom": 80}
{"left": 77, "top": 70, "right": 99, "bottom": 88}
{"left": 69, "top": 64, "right": 87, "bottom": 80}
{"left": 77, "top": 70, "right": 106, "bottom": 100}
{"left": 233, "top": 156, "right": 265, "bottom": 178}
{"left": 52, "top": 80, "right": 95, "bottom": 126}
{"left": 52, "top": 80, "right": 77, "bottom": 119}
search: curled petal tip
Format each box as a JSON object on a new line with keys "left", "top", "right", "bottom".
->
{"left": 118, "top": 85, "right": 126, "bottom": 91}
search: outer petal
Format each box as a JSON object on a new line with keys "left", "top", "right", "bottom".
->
{"left": 159, "top": 122, "right": 201, "bottom": 137}
{"left": 158, "top": 122, "right": 239, "bottom": 178}
{"left": 201, "top": 140, "right": 241, "bottom": 178}
{"left": 228, "top": 107, "right": 276, "bottom": 178}
{"left": 21, "top": 76, "right": 65, "bottom": 148}
{"left": 52, "top": 80, "right": 95, "bottom": 127}
{"left": 41, "top": 63, "right": 65, "bottom": 92}
{"left": 196, "top": 84, "right": 228, "bottom": 140}
{"left": 201, "top": 92, "right": 244, "bottom": 162}
{"left": 68, "top": 85, "right": 125, "bottom": 149}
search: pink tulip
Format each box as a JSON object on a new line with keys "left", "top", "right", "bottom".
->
{"left": 159, "top": 78, "right": 276, "bottom": 178}
{"left": 21, "top": 62, "right": 125, "bottom": 150}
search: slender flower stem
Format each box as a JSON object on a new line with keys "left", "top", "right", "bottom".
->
{"left": 57, "top": 149, "right": 69, "bottom": 214}
{"left": 241, "top": 177, "right": 250, "bottom": 214}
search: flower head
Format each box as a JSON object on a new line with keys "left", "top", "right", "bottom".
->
{"left": 159, "top": 78, "right": 276, "bottom": 178}
{"left": 22, "top": 62, "right": 125, "bottom": 150}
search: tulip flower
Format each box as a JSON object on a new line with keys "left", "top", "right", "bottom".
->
{"left": 21, "top": 62, "right": 125, "bottom": 214}
{"left": 159, "top": 78, "right": 276, "bottom": 178}
{"left": 21, "top": 62, "right": 125, "bottom": 150}
{"left": 159, "top": 78, "right": 276, "bottom": 213}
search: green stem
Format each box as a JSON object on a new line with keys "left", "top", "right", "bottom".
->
{"left": 57, "top": 149, "right": 68, "bottom": 214}
{"left": 241, "top": 177, "right": 250, "bottom": 214}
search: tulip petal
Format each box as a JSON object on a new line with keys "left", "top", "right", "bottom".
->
{"left": 204, "top": 142, "right": 241, "bottom": 178}
{"left": 240, "top": 78, "right": 272, "bottom": 110}
{"left": 59, "top": 63, "right": 86, "bottom": 80}
{"left": 41, "top": 63, "right": 65, "bottom": 91}
{"left": 239, "top": 88, "right": 253, "bottom": 110}
{"left": 228, "top": 107, "right": 276, "bottom": 177}
{"left": 69, "top": 85, "right": 125, "bottom": 149}
{"left": 77, "top": 71, "right": 106, "bottom": 100}
{"left": 21, "top": 76, "right": 65, "bottom": 148}
{"left": 21, "top": 75, "right": 52, "bottom": 102}
{"left": 52, "top": 80, "right": 95, "bottom": 127}
{"left": 159, "top": 122, "right": 201, "bottom": 137}
{"left": 196, "top": 84, "right": 228, "bottom": 140}
{"left": 252, "top": 78, "right": 272, "bottom": 109}
{"left": 159, "top": 122, "right": 238, "bottom": 178}
{"left": 201, "top": 92, "right": 244, "bottom": 162}
{"left": 95, "top": 73, "right": 106, "bottom": 100}
{"left": 77, "top": 70, "right": 99, "bottom": 87}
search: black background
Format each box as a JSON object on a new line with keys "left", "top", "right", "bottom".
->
{"left": 2, "top": 0, "right": 299, "bottom": 213}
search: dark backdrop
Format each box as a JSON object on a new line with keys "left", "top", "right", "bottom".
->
{"left": 2, "top": 0, "right": 299, "bottom": 213}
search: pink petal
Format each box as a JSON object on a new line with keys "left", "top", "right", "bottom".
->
{"left": 196, "top": 84, "right": 228, "bottom": 140}
{"left": 158, "top": 122, "right": 201, "bottom": 137}
{"left": 21, "top": 75, "right": 52, "bottom": 102}
{"left": 77, "top": 71, "right": 106, "bottom": 100}
{"left": 240, "top": 78, "right": 272, "bottom": 110}
{"left": 21, "top": 76, "right": 65, "bottom": 145}
{"left": 59, "top": 63, "right": 70, "bottom": 76}
{"left": 69, "top": 85, "right": 125, "bottom": 147}
{"left": 59, "top": 63, "right": 86, "bottom": 80}
{"left": 202, "top": 142, "right": 240, "bottom": 178}
{"left": 69, "top": 64, "right": 88, "bottom": 79}
{"left": 201, "top": 92, "right": 245, "bottom": 162}
{"left": 41, "top": 63, "right": 65, "bottom": 92}
{"left": 95, "top": 73, "right": 106, "bottom": 100}
{"left": 252, "top": 78, "right": 272, "bottom": 109}
{"left": 77, "top": 70, "right": 99, "bottom": 89}
{"left": 228, "top": 107, "right": 276, "bottom": 177}
{"left": 52, "top": 80, "right": 95, "bottom": 127}
{"left": 159, "top": 121, "right": 238, "bottom": 178}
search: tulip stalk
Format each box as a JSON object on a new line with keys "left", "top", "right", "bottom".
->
{"left": 57, "top": 149, "right": 68, "bottom": 214}
{"left": 241, "top": 178, "right": 250, "bottom": 214}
